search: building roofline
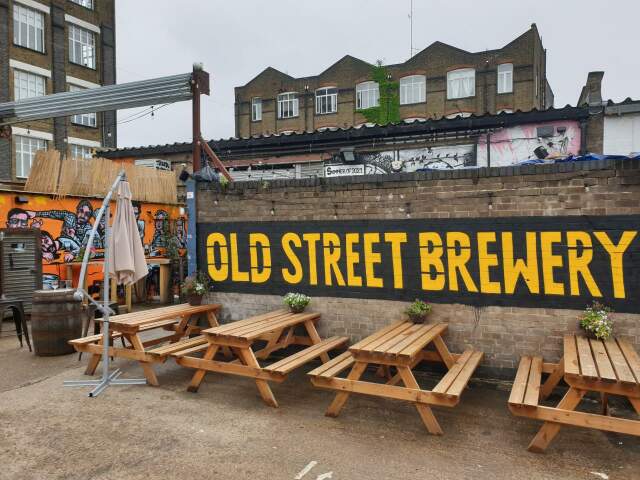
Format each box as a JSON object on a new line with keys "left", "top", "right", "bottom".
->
{"left": 99, "top": 106, "right": 588, "bottom": 160}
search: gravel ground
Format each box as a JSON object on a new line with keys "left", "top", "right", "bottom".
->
{"left": 1, "top": 329, "right": 639, "bottom": 480}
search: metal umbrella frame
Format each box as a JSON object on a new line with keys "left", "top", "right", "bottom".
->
{"left": 63, "top": 170, "right": 146, "bottom": 397}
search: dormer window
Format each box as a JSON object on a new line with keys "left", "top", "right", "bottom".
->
{"left": 447, "top": 68, "right": 475, "bottom": 99}
{"left": 316, "top": 87, "right": 338, "bottom": 114}
{"left": 277, "top": 92, "right": 298, "bottom": 119}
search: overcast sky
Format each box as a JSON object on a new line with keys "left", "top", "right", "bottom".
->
{"left": 115, "top": 0, "right": 639, "bottom": 149}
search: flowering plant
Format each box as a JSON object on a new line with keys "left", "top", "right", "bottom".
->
{"left": 283, "top": 292, "right": 310, "bottom": 313}
{"left": 180, "top": 271, "right": 211, "bottom": 296}
{"left": 579, "top": 301, "right": 614, "bottom": 340}
{"left": 406, "top": 299, "right": 432, "bottom": 323}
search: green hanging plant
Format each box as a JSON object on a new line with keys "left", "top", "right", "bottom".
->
{"left": 358, "top": 61, "right": 400, "bottom": 125}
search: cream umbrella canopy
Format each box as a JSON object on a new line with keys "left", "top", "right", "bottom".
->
{"left": 108, "top": 180, "right": 148, "bottom": 284}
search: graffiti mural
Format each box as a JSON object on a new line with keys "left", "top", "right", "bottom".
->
{"left": 361, "top": 145, "right": 476, "bottom": 173}
{"left": 477, "top": 121, "right": 581, "bottom": 167}
{"left": 0, "top": 192, "right": 185, "bottom": 288}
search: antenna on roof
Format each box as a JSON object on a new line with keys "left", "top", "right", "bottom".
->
{"left": 409, "top": 0, "right": 419, "bottom": 59}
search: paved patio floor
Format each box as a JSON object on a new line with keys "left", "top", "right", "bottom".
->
{"left": 1, "top": 332, "right": 639, "bottom": 480}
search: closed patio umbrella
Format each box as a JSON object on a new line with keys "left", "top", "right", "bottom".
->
{"left": 109, "top": 180, "right": 147, "bottom": 284}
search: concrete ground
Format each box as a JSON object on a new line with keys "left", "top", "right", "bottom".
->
{"left": 1, "top": 325, "right": 639, "bottom": 480}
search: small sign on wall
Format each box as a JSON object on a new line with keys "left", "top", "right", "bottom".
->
{"left": 197, "top": 215, "right": 640, "bottom": 313}
{"left": 324, "top": 164, "right": 365, "bottom": 177}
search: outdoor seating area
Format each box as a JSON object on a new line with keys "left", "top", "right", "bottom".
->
{"left": 509, "top": 334, "right": 640, "bottom": 453}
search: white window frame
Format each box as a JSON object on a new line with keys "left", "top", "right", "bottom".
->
{"left": 356, "top": 81, "right": 379, "bottom": 110}
{"left": 447, "top": 68, "right": 475, "bottom": 99}
{"left": 497, "top": 63, "right": 513, "bottom": 94}
{"left": 497, "top": 109, "right": 513, "bottom": 114}
{"left": 14, "top": 134, "right": 48, "bottom": 178}
{"left": 69, "top": 0, "right": 94, "bottom": 9}
{"left": 445, "top": 112, "right": 473, "bottom": 119}
{"left": 69, "top": 144, "right": 94, "bottom": 159}
{"left": 68, "top": 84, "right": 97, "bottom": 127}
{"left": 13, "top": 3, "right": 45, "bottom": 53}
{"left": 251, "top": 97, "right": 262, "bottom": 122}
{"left": 68, "top": 23, "right": 96, "bottom": 69}
{"left": 399, "top": 75, "right": 426, "bottom": 105}
{"left": 277, "top": 92, "right": 298, "bottom": 119}
{"left": 13, "top": 69, "right": 46, "bottom": 100}
{"left": 315, "top": 87, "right": 338, "bottom": 115}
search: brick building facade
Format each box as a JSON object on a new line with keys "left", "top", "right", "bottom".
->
{"left": 0, "top": 0, "right": 116, "bottom": 185}
{"left": 234, "top": 24, "right": 553, "bottom": 138}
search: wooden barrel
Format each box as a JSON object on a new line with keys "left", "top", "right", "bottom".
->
{"left": 31, "top": 289, "right": 84, "bottom": 356}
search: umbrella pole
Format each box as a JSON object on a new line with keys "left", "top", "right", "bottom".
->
{"left": 64, "top": 171, "right": 146, "bottom": 396}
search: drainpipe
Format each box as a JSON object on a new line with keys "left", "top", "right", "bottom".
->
{"left": 486, "top": 132, "right": 491, "bottom": 168}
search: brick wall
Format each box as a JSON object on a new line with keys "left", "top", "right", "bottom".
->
{"left": 197, "top": 159, "right": 640, "bottom": 379}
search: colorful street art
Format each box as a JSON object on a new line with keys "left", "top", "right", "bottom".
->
{"left": 358, "top": 121, "right": 581, "bottom": 172}
{"left": 0, "top": 191, "right": 185, "bottom": 290}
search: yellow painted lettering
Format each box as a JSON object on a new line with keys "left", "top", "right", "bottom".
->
{"left": 345, "top": 233, "right": 362, "bottom": 287}
{"left": 323, "top": 233, "right": 345, "bottom": 286}
{"left": 566, "top": 231, "right": 602, "bottom": 297}
{"left": 419, "top": 232, "right": 445, "bottom": 291}
{"left": 384, "top": 232, "right": 407, "bottom": 289}
{"left": 249, "top": 233, "right": 271, "bottom": 284}
{"left": 477, "top": 232, "right": 501, "bottom": 294}
{"left": 281, "top": 233, "right": 303, "bottom": 284}
{"left": 206, "top": 233, "right": 228, "bottom": 282}
{"left": 363, "top": 233, "right": 383, "bottom": 288}
{"left": 594, "top": 231, "right": 637, "bottom": 299}
{"left": 303, "top": 233, "right": 321, "bottom": 285}
{"left": 446, "top": 232, "right": 478, "bottom": 292}
{"left": 502, "top": 232, "right": 539, "bottom": 294}
{"left": 540, "top": 232, "right": 564, "bottom": 295}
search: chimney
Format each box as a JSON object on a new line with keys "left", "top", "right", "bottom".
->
{"left": 578, "top": 71, "right": 604, "bottom": 107}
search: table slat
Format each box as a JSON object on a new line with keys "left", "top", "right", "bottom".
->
{"left": 576, "top": 336, "right": 599, "bottom": 379}
{"left": 353, "top": 323, "right": 414, "bottom": 354}
{"left": 209, "top": 310, "right": 290, "bottom": 334}
{"left": 604, "top": 339, "right": 637, "bottom": 384}
{"left": 399, "top": 324, "right": 448, "bottom": 359}
{"left": 385, "top": 324, "right": 437, "bottom": 356}
{"left": 523, "top": 356, "right": 542, "bottom": 406}
{"left": 375, "top": 323, "right": 425, "bottom": 354}
{"left": 349, "top": 321, "right": 406, "bottom": 351}
{"left": 589, "top": 339, "right": 617, "bottom": 382}
{"left": 564, "top": 335, "right": 580, "bottom": 376}
{"left": 618, "top": 339, "right": 640, "bottom": 384}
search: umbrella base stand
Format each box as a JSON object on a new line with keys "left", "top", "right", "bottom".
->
{"left": 64, "top": 369, "right": 147, "bottom": 397}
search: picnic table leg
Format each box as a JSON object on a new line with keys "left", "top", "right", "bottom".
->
{"left": 127, "top": 334, "right": 159, "bottom": 386}
{"left": 527, "top": 387, "right": 585, "bottom": 453}
{"left": 432, "top": 336, "right": 455, "bottom": 369}
{"left": 187, "top": 344, "right": 219, "bottom": 392}
{"left": 85, "top": 352, "right": 102, "bottom": 375}
{"left": 206, "top": 310, "right": 220, "bottom": 328}
{"left": 397, "top": 366, "right": 443, "bottom": 435}
{"left": 325, "top": 361, "right": 368, "bottom": 418}
{"left": 629, "top": 397, "right": 640, "bottom": 415}
{"left": 540, "top": 357, "right": 564, "bottom": 401}
{"left": 236, "top": 347, "right": 278, "bottom": 408}
{"left": 304, "top": 320, "right": 330, "bottom": 363}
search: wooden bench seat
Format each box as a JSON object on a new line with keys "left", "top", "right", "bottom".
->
{"left": 265, "top": 336, "right": 348, "bottom": 376}
{"left": 69, "top": 331, "right": 123, "bottom": 346}
{"left": 147, "top": 335, "right": 208, "bottom": 357}
{"left": 308, "top": 351, "right": 355, "bottom": 378}
{"left": 509, "top": 356, "right": 543, "bottom": 408}
{"left": 432, "top": 350, "right": 483, "bottom": 400}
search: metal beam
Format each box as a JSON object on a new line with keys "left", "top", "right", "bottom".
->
{"left": 0, "top": 73, "right": 194, "bottom": 126}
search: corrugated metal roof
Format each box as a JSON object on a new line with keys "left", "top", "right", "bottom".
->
{"left": 99, "top": 105, "right": 589, "bottom": 159}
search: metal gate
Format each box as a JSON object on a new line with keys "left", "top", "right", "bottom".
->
{"left": 0, "top": 229, "right": 42, "bottom": 314}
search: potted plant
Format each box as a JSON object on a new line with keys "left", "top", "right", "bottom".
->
{"left": 181, "top": 271, "right": 211, "bottom": 306}
{"left": 283, "top": 292, "right": 310, "bottom": 313}
{"left": 405, "top": 299, "right": 432, "bottom": 324}
{"left": 579, "top": 301, "right": 614, "bottom": 340}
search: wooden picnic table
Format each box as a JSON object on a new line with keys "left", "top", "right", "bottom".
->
{"left": 509, "top": 334, "right": 640, "bottom": 453}
{"left": 171, "top": 309, "right": 347, "bottom": 408}
{"left": 69, "top": 303, "right": 221, "bottom": 386}
{"left": 309, "top": 321, "right": 483, "bottom": 435}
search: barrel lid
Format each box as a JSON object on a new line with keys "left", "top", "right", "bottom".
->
{"left": 33, "top": 288, "right": 76, "bottom": 295}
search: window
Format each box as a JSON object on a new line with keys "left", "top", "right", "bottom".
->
{"left": 68, "top": 84, "right": 97, "bottom": 127}
{"left": 497, "top": 109, "right": 513, "bottom": 114}
{"left": 356, "top": 81, "right": 379, "bottom": 110}
{"left": 69, "top": 0, "right": 94, "bottom": 9}
{"left": 69, "top": 144, "right": 93, "bottom": 159}
{"left": 497, "top": 63, "right": 513, "bottom": 94}
{"left": 315, "top": 87, "right": 338, "bottom": 114}
{"left": 447, "top": 68, "right": 475, "bottom": 99}
{"left": 399, "top": 75, "right": 426, "bottom": 105}
{"left": 251, "top": 97, "right": 262, "bottom": 121}
{"left": 277, "top": 92, "right": 298, "bottom": 119}
{"left": 69, "top": 24, "right": 96, "bottom": 69}
{"left": 13, "top": 4, "right": 45, "bottom": 52}
{"left": 14, "top": 70, "right": 46, "bottom": 100}
{"left": 15, "top": 135, "right": 46, "bottom": 178}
